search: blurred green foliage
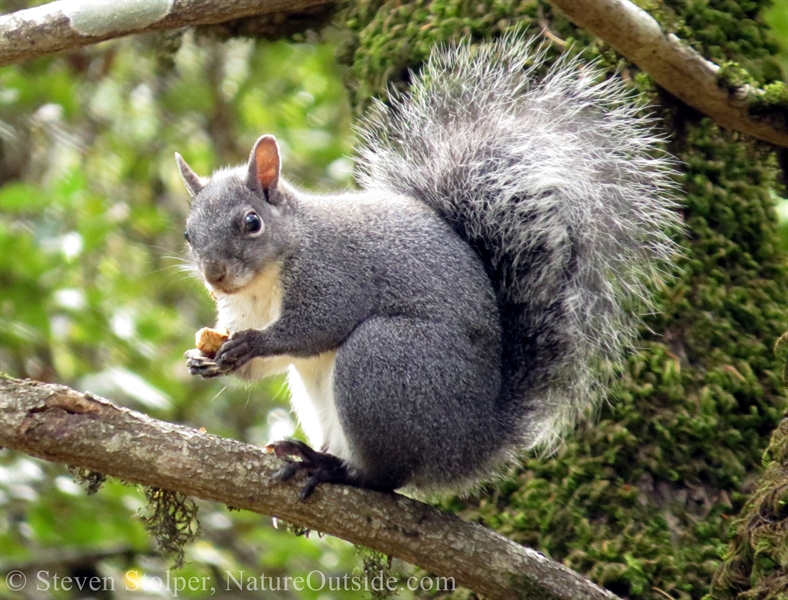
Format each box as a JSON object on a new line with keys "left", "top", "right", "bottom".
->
{"left": 0, "top": 29, "right": 375, "bottom": 600}
{"left": 764, "top": 1, "right": 788, "bottom": 74}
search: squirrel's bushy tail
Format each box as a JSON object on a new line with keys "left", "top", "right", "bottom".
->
{"left": 355, "top": 36, "right": 682, "bottom": 451}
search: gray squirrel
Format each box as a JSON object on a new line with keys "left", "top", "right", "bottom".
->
{"left": 177, "top": 37, "right": 680, "bottom": 499}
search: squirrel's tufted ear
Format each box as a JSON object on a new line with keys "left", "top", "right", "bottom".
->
{"left": 246, "top": 135, "right": 281, "bottom": 203}
{"left": 174, "top": 153, "right": 208, "bottom": 199}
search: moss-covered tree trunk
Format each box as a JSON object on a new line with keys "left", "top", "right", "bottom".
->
{"left": 339, "top": 1, "right": 788, "bottom": 598}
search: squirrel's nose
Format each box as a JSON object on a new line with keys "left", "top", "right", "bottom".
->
{"left": 204, "top": 261, "right": 227, "bottom": 285}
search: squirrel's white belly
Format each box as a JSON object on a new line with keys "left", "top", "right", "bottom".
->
{"left": 213, "top": 263, "right": 352, "bottom": 464}
{"left": 288, "top": 353, "right": 353, "bottom": 464}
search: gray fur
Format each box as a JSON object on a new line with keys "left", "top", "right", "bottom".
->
{"left": 356, "top": 36, "right": 682, "bottom": 451}
{"left": 182, "top": 37, "right": 680, "bottom": 494}
{"left": 175, "top": 152, "right": 208, "bottom": 198}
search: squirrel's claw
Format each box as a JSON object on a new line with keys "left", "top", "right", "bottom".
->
{"left": 214, "top": 330, "right": 262, "bottom": 372}
{"left": 185, "top": 348, "right": 225, "bottom": 379}
{"left": 266, "top": 439, "right": 353, "bottom": 501}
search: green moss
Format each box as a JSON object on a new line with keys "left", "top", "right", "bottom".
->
{"left": 355, "top": 548, "right": 396, "bottom": 600}
{"left": 759, "top": 81, "right": 788, "bottom": 106}
{"left": 71, "top": 467, "right": 107, "bottom": 495}
{"left": 718, "top": 61, "right": 757, "bottom": 90}
{"left": 341, "top": 0, "right": 547, "bottom": 114}
{"left": 342, "top": 0, "right": 788, "bottom": 598}
{"left": 749, "top": 81, "right": 788, "bottom": 131}
{"left": 775, "top": 333, "right": 788, "bottom": 386}
{"left": 663, "top": 0, "right": 780, "bottom": 66}
{"left": 708, "top": 416, "right": 788, "bottom": 600}
{"left": 139, "top": 488, "right": 200, "bottom": 569}
{"left": 715, "top": 63, "right": 787, "bottom": 128}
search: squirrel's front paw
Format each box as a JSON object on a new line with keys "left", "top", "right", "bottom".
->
{"left": 185, "top": 348, "right": 227, "bottom": 378}
{"left": 214, "top": 330, "right": 263, "bottom": 372}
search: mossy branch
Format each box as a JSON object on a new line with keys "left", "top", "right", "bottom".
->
{"left": 0, "top": 376, "right": 620, "bottom": 600}
{"left": 0, "top": 0, "right": 337, "bottom": 68}
{"left": 3, "top": 0, "right": 785, "bottom": 147}
{"left": 549, "top": 0, "right": 788, "bottom": 147}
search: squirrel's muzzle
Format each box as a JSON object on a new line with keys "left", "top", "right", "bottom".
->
{"left": 203, "top": 260, "right": 228, "bottom": 287}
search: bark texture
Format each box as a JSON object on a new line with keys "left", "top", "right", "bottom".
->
{"left": 0, "top": 0, "right": 336, "bottom": 67}
{"left": 0, "top": 0, "right": 785, "bottom": 147}
{"left": 0, "top": 376, "right": 620, "bottom": 600}
{"left": 549, "top": 0, "right": 788, "bottom": 147}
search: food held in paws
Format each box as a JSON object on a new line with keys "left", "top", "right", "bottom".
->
{"left": 195, "top": 327, "right": 229, "bottom": 357}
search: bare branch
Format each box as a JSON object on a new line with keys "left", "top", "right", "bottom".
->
{"left": 0, "top": 0, "right": 336, "bottom": 68}
{"left": 0, "top": 376, "right": 620, "bottom": 600}
{"left": 549, "top": 0, "right": 788, "bottom": 147}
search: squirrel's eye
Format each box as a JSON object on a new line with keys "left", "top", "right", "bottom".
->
{"left": 244, "top": 211, "right": 263, "bottom": 236}
{"left": 184, "top": 230, "right": 190, "bottom": 243}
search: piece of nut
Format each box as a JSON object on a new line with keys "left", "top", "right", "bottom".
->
{"left": 195, "top": 327, "right": 229, "bottom": 357}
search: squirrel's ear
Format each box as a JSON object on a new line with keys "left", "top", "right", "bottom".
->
{"left": 174, "top": 153, "right": 208, "bottom": 199}
{"left": 246, "top": 135, "right": 281, "bottom": 202}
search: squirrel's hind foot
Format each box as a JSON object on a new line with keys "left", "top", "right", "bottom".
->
{"left": 266, "top": 439, "right": 357, "bottom": 500}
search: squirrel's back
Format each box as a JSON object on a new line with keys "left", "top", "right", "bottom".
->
{"left": 181, "top": 36, "right": 681, "bottom": 495}
{"left": 355, "top": 36, "right": 681, "bottom": 451}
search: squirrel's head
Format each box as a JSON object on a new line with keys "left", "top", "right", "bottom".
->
{"left": 177, "top": 135, "right": 295, "bottom": 295}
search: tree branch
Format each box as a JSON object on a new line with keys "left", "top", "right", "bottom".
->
{"left": 3, "top": 1, "right": 784, "bottom": 147}
{"left": 0, "top": 376, "right": 619, "bottom": 600}
{"left": 0, "top": 0, "right": 336, "bottom": 68}
{"left": 549, "top": 0, "right": 788, "bottom": 147}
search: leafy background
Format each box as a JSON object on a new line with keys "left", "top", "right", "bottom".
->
{"left": 0, "top": 1, "right": 787, "bottom": 599}
{"left": 0, "top": 26, "right": 369, "bottom": 600}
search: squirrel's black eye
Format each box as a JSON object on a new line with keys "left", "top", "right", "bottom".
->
{"left": 243, "top": 211, "right": 263, "bottom": 236}
{"left": 184, "top": 230, "right": 190, "bottom": 243}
